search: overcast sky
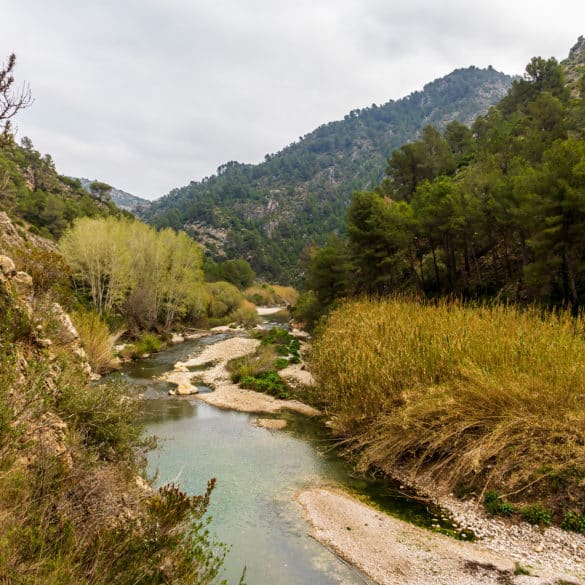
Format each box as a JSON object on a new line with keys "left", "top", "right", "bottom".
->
{"left": 2, "top": 1, "right": 584, "bottom": 199}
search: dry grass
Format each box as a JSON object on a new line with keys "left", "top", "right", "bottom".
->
{"left": 311, "top": 297, "right": 585, "bottom": 508}
{"left": 244, "top": 283, "right": 298, "bottom": 306}
{"left": 71, "top": 310, "right": 123, "bottom": 374}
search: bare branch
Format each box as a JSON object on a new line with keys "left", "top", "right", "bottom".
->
{"left": 0, "top": 53, "right": 33, "bottom": 135}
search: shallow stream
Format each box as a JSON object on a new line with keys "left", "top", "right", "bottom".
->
{"left": 114, "top": 327, "right": 459, "bottom": 585}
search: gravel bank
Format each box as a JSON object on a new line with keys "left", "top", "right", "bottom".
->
{"left": 164, "top": 336, "right": 320, "bottom": 416}
{"left": 299, "top": 487, "right": 584, "bottom": 585}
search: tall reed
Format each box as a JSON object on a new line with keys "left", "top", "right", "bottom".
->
{"left": 311, "top": 297, "right": 585, "bottom": 506}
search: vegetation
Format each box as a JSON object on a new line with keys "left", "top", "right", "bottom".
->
{"left": 0, "top": 264, "right": 230, "bottom": 584}
{"left": 227, "top": 328, "right": 301, "bottom": 399}
{"left": 60, "top": 216, "right": 259, "bottom": 333}
{"left": 243, "top": 283, "right": 298, "bottom": 306}
{"left": 0, "top": 137, "right": 124, "bottom": 240}
{"left": 311, "top": 297, "right": 585, "bottom": 518}
{"left": 144, "top": 67, "right": 513, "bottom": 283}
{"left": 70, "top": 309, "right": 123, "bottom": 374}
{"left": 301, "top": 47, "right": 585, "bottom": 314}
{"left": 205, "top": 258, "right": 256, "bottom": 289}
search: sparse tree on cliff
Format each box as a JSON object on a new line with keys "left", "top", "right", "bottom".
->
{"left": 0, "top": 53, "right": 33, "bottom": 137}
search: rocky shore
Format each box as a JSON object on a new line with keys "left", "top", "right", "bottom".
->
{"left": 298, "top": 488, "right": 583, "bottom": 585}
{"left": 162, "top": 335, "right": 320, "bottom": 416}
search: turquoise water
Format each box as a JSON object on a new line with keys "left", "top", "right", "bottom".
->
{"left": 120, "top": 333, "right": 459, "bottom": 584}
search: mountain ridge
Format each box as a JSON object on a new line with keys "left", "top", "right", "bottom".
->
{"left": 144, "top": 65, "right": 514, "bottom": 283}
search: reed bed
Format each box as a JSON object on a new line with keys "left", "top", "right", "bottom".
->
{"left": 311, "top": 298, "right": 585, "bottom": 509}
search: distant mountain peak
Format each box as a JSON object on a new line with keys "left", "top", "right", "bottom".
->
{"left": 77, "top": 178, "right": 150, "bottom": 213}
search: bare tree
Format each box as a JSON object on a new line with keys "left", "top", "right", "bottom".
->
{"left": 0, "top": 53, "right": 33, "bottom": 136}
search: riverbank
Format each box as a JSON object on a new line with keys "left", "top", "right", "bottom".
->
{"left": 162, "top": 335, "right": 320, "bottom": 416}
{"left": 298, "top": 487, "right": 584, "bottom": 585}
{"left": 161, "top": 324, "right": 585, "bottom": 584}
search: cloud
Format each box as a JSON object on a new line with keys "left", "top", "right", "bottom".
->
{"left": 2, "top": 0, "right": 584, "bottom": 198}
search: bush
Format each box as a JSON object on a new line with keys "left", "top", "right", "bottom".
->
{"left": 240, "top": 371, "right": 289, "bottom": 399}
{"left": 71, "top": 309, "right": 123, "bottom": 374}
{"left": 520, "top": 504, "right": 552, "bottom": 526}
{"left": 227, "top": 345, "right": 277, "bottom": 383}
{"left": 230, "top": 299, "right": 260, "bottom": 327}
{"left": 484, "top": 491, "right": 514, "bottom": 516}
{"left": 561, "top": 510, "right": 585, "bottom": 533}
{"left": 205, "top": 281, "right": 243, "bottom": 318}
{"left": 131, "top": 332, "right": 163, "bottom": 358}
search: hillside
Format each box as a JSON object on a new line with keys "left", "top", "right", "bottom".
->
{"left": 78, "top": 177, "right": 150, "bottom": 213}
{"left": 297, "top": 37, "right": 585, "bottom": 319}
{"left": 144, "top": 66, "right": 514, "bottom": 283}
{"left": 0, "top": 136, "right": 125, "bottom": 239}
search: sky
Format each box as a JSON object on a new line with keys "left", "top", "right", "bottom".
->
{"left": 2, "top": 1, "right": 584, "bottom": 200}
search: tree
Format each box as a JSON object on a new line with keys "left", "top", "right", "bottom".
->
{"left": 0, "top": 53, "right": 33, "bottom": 136}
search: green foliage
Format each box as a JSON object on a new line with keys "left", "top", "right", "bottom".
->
{"left": 0, "top": 137, "right": 122, "bottom": 240}
{"left": 132, "top": 332, "right": 163, "bottom": 356}
{"left": 240, "top": 371, "right": 289, "bottom": 399}
{"left": 484, "top": 491, "right": 514, "bottom": 516}
{"left": 306, "top": 51, "right": 585, "bottom": 311}
{"left": 205, "top": 258, "right": 256, "bottom": 289}
{"left": 561, "top": 510, "right": 585, "bottom": 533}
{"left": 520, "top": 504, "right": 552, "bottom": 526}
{"left": 143, "top": 67, "right": 513, "bottom": 283}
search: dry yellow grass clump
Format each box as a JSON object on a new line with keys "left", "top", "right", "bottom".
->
{"left": 244, "top": 283, "right": 298, "bottom": 306}
{"left": 311, "top": 297, "right": 585, "bottom": 508}
{"left": 71, "top": 309, "right": 123, "bottom": 374}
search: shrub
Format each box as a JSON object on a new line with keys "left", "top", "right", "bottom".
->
{"left": 520, "top": 504, "right": 552, "bottom": 526}
{"left": 561, "top": 511, "right": 585, "bottom": 533}
{"left": 240, "top": 371, "right": 289, "bottom": 399}
{"left": 131, "top": 332, "right": 163, "bottom": 357}
{"left": 231, "top": 299, "right": 260, "bottom": 327}
{"left": 227, "top": 345, "right": 277, "bottom": 383}
{"left": 71, "top": 309, "right": 123, "bottom": 374}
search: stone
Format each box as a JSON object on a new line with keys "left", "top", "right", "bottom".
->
{"left": 12, "top": 271, "right": 33, "bottom": 296}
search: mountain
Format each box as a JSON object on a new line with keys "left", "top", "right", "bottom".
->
{"left": 561, "top": 35, "right": 585, "bottom": 92}
{"left": 144, "top": 66, "right": 515, "bottom": 283}
{"left": 0, "top": 137, "right": 124, "bottom": 240}
{"left": 77, "top": 178, "right": 150, "bottom": 213}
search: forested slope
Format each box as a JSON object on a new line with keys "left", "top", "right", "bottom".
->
{"left": 145, "top": 66, "right": 514, "bottom": 283}
{"left": 301, "top": 37, "right": 585, "bottom": 314}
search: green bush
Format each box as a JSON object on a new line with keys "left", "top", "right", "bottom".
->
{"left": 131, "top": 332, "right": 163, "bottom": 358}
{"left": 561, "top": 510, "right": 585, "bottom": 533}
{"left": 240, "top": 371, "right": 289, "bottom": 399}
{"left": 520, "top": 504, "right": 552, "bottom": 526}
{"left": 483, "top": 491, "right": 514, "bottom": 516}
{"left": 274, "top": 358, "right": 289, "bottom": 370}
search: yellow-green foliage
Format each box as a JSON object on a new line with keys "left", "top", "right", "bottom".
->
{"left": 312, "top": 297, "right": 585, "bottom": 508}
{"left": 71, "top": 309, "right": 122, "bottom": 374}
{"left": 231, "top": 299, "right": 260, "bottom": 327}
{"left": 244, "top": 283, "right": 298, "bottom": 306}
{"left": 60, "top": 217, "right": 203, "bottom": 329}
{"left": 205, "top": 281, "right": 242, "bottom": 318}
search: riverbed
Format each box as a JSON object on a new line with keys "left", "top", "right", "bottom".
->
{"left": 113, "top": 331, "right": 458, "bottom": 585}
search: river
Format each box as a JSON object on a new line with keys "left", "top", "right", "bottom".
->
{"left": 114, "top": 328, "right": 456, "bottom": 585}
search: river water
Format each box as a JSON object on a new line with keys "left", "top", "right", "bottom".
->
{"left": 114, "top": 329, "right": 456, "bottom": 585}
